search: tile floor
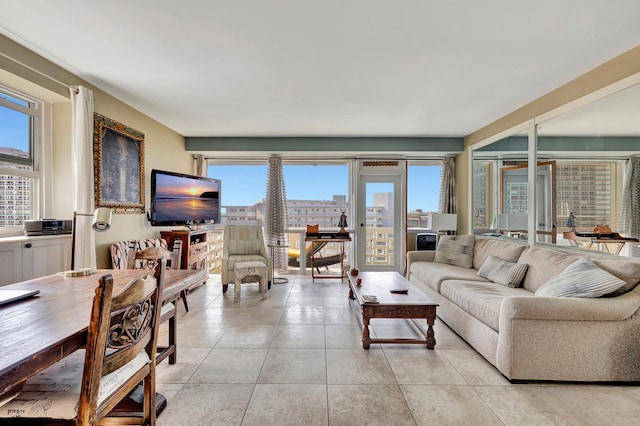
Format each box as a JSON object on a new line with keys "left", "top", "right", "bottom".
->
{"left": 156, "top": 274, "right": 640, "bottom": 425}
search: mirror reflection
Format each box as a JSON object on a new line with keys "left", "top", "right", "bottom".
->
{"left": 472, "top": 83, "right": 640, "bottom": 256}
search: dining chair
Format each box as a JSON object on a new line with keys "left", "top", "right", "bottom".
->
{"left": 0, "top": 259, "right": 166, "bottom": 425}
{"left": 129, "top": 240, "right": 188, "bottom": 310}
{"left": 128, "top": 241, "right": 183, "bottom": 365}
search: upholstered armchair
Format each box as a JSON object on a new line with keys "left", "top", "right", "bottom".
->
{"left": 221, "top": 225, "right": 272, "bottom": 293}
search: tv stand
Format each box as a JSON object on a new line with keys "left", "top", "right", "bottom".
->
{"left": 161, "top": 229, "right": 209, "bottom": 272}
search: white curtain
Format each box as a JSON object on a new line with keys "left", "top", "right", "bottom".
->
{"left": 619, "top": 156, "right": 640, "bottom": 238}
{"left": 265, "top": 155, "right": 289, "bottom": 271}
{"left": 70, "top": 86, "right": 96, "bottom": 269}
{"left": 438, "top": 156, "right": 456, "bottom": 214}
{"left": 195, "top": 154, "right": 206, "bottom": 177}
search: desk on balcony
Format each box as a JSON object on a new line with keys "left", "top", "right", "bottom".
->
{"left": 305, "top": 233, "right": 351, "bottom": 282}
{"left": 562, "top": 231, "right": 639, "bottom": 255}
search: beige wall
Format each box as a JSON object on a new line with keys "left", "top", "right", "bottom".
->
{"left": 1, "top": 35, "right": 193, "bottom": 268}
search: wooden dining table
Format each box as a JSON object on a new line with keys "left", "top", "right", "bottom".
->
{"left": 0, "top": 268, "right": 207, "bottom": 401}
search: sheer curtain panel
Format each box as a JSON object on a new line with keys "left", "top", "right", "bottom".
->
{"left": 70, "top": 86, "right": 96, "bottom": 269}
{"left": 265, "top": 156, "right": 289, "bottom": 271}
{"left": 619, "top": 156, "right": 640, "bottom": 238}
{"left": 438, "top": 156, "right": 456, "bottom": 214}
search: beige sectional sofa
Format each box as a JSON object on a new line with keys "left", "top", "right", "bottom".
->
{"left": 407, "top": 236, "right": 640, "bottom": 382}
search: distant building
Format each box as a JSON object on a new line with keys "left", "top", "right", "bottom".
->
{"left": 220, "top": 192, "right": 435, "bottom": 267}
{"left": 224, "top": 194, "right": 348, "bottom": 228}
{"left": 0, "top": 148, "right": 32, "bottom": 227}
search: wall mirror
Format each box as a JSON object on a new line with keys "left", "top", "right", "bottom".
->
{"left": 472, "top": 80, "right": 640, "bottom": 253}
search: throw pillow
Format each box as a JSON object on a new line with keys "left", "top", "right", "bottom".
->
{"left": 477, "top": 255, "right": 529, "bottom": 288}
{"left": 434, "top": 235, "right": 475, "bottom": 268}
{"left": 535, "top": 257, "right": 626, "bottom": 298}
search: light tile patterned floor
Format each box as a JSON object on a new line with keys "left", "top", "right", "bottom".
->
{"left": 157, "top": 274, "right": 640, "bottom": 425}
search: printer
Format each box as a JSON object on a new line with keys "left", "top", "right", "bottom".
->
{"left": 24, "top": 219, "right": 72, "bottom": 236}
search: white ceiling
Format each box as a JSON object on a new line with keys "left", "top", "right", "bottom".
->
{"left": 1, "top": 1, "right": 640, "bottom": 138}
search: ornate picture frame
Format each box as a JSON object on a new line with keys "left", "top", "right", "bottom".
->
{"left": 93, "top": 113, "right": 145, "bottom": 213}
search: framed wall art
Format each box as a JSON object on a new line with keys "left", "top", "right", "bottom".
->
{"left": 93, "top": 113, "right": 145, "bottom": 213}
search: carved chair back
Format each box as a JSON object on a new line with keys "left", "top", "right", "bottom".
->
{"left": 78, "top": 259, "right": 165, "bottom": 424}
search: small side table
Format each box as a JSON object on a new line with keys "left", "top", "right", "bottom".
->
{"left": 268, "top": 243, "right": 289, "bottom": 284}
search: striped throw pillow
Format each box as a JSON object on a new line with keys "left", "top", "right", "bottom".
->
{"left": 477, "top": 255, "right": 528, "bottom": 288}
{"left": 535, "top": 257, "right": 626, "bottom": 298}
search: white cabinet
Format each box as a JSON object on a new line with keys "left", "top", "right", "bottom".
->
{"left": 0, "top": 235, "right": 71, "bottom": 286}
{"left": 0, "top": 243, "right": 21, "bottom": 286}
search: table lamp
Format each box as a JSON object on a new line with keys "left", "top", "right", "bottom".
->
{"left": 70, "top": 207, "right": 113, "bottom": 271}
{"left": 429, "top": 213, "right": 457, "bottom": 233}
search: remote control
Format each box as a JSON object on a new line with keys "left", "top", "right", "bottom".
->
{"left": 390, "top": 288, "right": 408, "bottom": 294}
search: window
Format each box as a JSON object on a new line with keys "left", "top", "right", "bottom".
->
{"left": 407, "top": 161, "right": 442, "bottom": 228}
{"left": 556, "top": 162, "right": 615, "bottom": 229}
{"left": 207, "top": 162, "right": 350, "bottom": 228}
{"left": 208, "top": 160, "right": 351, "bottom": 271}
{"left": 0, "top": 86, "right": 43, "bottom": 233}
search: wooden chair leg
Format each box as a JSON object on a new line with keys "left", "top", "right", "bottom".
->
{"left": 168, "top": 314, "right": 177, "bottom": 364}
{"left": 180, "top": 290, "right": 189, "bottom": 312}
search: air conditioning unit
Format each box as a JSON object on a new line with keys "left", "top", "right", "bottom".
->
{"left": 416, "top": 232, "right": 437, "bottom": 251}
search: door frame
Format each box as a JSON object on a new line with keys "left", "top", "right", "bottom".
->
{"left": 500, "top": 160, "right": 557, "bottom": 243}
{"left": 356, "top": 160, "right": 406, "bottom": 272}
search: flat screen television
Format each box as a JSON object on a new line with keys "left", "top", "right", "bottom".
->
{"left": 150, "top": 169, "right": 221, "bottom": 226}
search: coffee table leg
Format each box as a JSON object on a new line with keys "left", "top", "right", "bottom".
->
{"left": 361, "top": 306, "right": 372, "bottom": 349}
{"left": 348, "top": 286, "right": 354, "bottom": 300}
{"left": 426, "top": 307, "right": 436, "bottom": 349}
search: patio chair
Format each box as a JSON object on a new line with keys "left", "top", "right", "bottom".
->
{"left": 288, "top": 241, "right": 344, "bottom": 273}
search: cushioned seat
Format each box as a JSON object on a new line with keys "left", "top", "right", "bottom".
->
{"left": 221, "top": 225, "right": 272, "bottom": 294}
{"left": 410, "top": 262, "right": 488, "bottom": 293}
{"left": 440, "top": 280, "right": 533, "bottom": 331}
{"left": 233, "top": 260, "right": 268, "bottom": 302}
{"left": 0, "top": 350, "right": 149, "bottom": 420}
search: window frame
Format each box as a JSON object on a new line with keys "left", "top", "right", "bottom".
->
{"left": 0, "top": 84, "right": 47, "bottom": 236}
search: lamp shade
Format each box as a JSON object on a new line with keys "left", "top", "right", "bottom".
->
{"left": 92, "top": 207, "right": 112, "bottom": 231}
{"left": 429, "top": 213, "right": 457, "bottom": 231}
{"left": 497, "top": 213, "right": 528, "bottom": 231}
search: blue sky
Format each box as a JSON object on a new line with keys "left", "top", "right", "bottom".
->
{"left": 2, "top": 96, "right": 440, "bottom": 213}
{"left": 0, "top": 97, "right": 29, "bottom": 153}
{"left": 208, "top": 164, "right": 441, "bottom": 212}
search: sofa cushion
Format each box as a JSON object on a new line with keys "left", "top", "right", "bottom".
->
{"left": 225, "top": 254, "right": 271, "bottom": 273}
{"left": 517, "top": 246, "right": 581, "bottom": 293}
{"left": 410, "top": 261, "right": 488, "bottom": 293}
{"left": 535, "top": 258, "right": 627, "bottom": 298}
{"left": 477, "top": 255, "right": 528, "bottom": 288}
{"left": 592, "top": 258, "right": 640, "bottom": 297}
{"left": 0, "top": 349, "right": 149, "bottom": 420}
{"left": 440, "top": 280, "right": 533, "bottom": 331}
{"left": 473, "top": 237, "right": 527, "bottom": 270}
{"left": 434, "top": 235, "right": 475, "bottom": 268}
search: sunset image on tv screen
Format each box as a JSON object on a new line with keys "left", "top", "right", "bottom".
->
{"left": 155, "top": 173, "right": 219, "bottom": 223}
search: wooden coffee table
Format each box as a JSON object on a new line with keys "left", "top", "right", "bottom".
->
{"left": 347, "top": 271, "right": 438, "bottom": 349}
